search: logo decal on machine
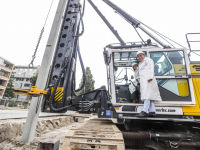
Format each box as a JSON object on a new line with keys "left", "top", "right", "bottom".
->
{"left": 137, "top": 106, "right": 182, "bottom": 115}
{"left": 120, "top": 106, "right": 183, "bottom": 115}
{"left": 156, "top": 108, "right": 176, "bottom": 113}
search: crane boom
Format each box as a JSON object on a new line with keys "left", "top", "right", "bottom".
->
{"left": 102, "top": 0, "right": 169, "bottom": 48}
{"left": 87, "top": 0, "right": 125, "bottom": 45}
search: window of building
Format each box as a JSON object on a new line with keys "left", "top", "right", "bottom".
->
{"left": 15, "top": 83, "right": 23, "bottom": 88}
{"left": 26, "top": 78, "right": 30, "bottom": 81}
{"left": 20, "top": 68, "right": 27, "bottom": 71}
{"left": 4, "top": 63, "right": 9, "bottom": 68}
{"left": 29, "top": 69, "right": 36, "bottom": 72}
{"left": 24, "top": 84, "right": 30, "bottom": 87}
{"left": 28, "top": 73, "right": 34, "bottom": 77}
{"left": 16, "top": 78, "right": 24, "bottom": 81}
{"left": 17, "top": 72, "right": 26, "bottom": 77}
{"left": 0, "top": 59, "right": 11, "bottom": 69}
{"left": 16, "top": 78, "right": 20, "bottom": 81}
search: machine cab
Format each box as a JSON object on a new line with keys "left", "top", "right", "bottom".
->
{"left": 105, "top": 45, "right": 196, "bottom": 115}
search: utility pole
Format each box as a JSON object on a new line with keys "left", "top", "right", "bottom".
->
{"left": 21, "top": 0, "right": 69, "bottom": 142}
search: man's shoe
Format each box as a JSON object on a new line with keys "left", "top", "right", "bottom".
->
{"left": 135, "top": 111, "right": 148, "bottom": 118}
{"left": 148, "top": 112, "right": 156, "bottom": 117}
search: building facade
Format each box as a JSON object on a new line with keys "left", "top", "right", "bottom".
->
{"left": 13, "top": 65, "right": 40, "bottom": 101}
{"left": 0, "top": 56, "right": 14, "bottom": 99}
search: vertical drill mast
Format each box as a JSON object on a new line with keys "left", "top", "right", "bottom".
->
{"left": 43, "top": 0, "right": 83, "bottom": 112}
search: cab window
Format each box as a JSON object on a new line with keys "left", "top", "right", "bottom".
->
{"left": 150, "top": 51, "right": 186, "bottom": 76}
{"left": 113, "top": 51, "right": 144, "bottom": 103}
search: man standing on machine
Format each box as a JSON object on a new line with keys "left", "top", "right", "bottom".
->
{"left": 135, "top": 51, "right": 162, "bottom": 117}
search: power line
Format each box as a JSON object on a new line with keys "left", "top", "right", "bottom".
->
{"left": 141, "top": 23, "right": 175, "bottom": 48}
{"left": 140, "top": 22, "right": 200, "bottom": 56}
{"left": 130, "top": 16, "right": 200, "bottom": 57}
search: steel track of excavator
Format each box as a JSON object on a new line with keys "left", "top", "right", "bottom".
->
{"left": 61, "top": 119, "right": 125, "bottom": 150}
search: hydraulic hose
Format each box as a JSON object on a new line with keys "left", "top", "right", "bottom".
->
{"left": 72, "top": 49, "right": 77, "bottom": 96}
{"left": 123, "top": 132, "right": 193, "bottom": 141}
{"left": 49, "top": 62, "right": 71, "bottom": 112}
{"left": 73, "top": 16, "right": 84, "bottom": 37}
{"left": 72, "top": 0, "right": 86, "bottom": 92}
{"left": 72, "top": 0, "right": 85, "bottom": 37}
{"left": 122, "top": 132, "right": 150, "bottom": 141}
{"left": 75, "top": 44, "right": 86, "bottom": 92}
{"left": 72, "top": 67, "right": 78, "bottom": 96}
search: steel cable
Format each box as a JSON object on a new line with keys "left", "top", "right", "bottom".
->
{"left": 28, "top": 0, "right": 55, "bottom": 67}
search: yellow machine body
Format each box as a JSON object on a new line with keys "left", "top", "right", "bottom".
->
{"left": 182, "top": 64, "right": 200, "bottom": 116}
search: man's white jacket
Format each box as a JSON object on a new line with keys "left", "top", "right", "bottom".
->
{"left": 138, "top": 57, "right": 162, "bottom": 101}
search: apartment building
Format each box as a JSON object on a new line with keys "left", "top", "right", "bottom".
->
{"left": 0, "top": 56, "right": 14, "bottom": 99}
{"left": 13, "top": 65, "right": 40, "bottom": 101}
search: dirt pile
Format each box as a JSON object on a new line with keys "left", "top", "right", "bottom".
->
{"left": 0, "top": 115, "right": 76, "bottom": 150}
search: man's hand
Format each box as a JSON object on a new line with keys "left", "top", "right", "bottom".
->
{"left": 148, "top": 79, "right": 153, "bottom": 82}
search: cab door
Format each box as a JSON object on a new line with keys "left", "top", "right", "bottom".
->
{"left": 149, "top": 49, "right": 195, "bottom": 106}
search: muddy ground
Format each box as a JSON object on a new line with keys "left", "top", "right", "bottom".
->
{"left": 0, "top": 114, "right": 91, "bottom": 150}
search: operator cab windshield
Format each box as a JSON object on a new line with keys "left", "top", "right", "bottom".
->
{"left": 114, "top": 52, "right": 137, "bottom": 85}
{"left": 113, "top": 51, "right": 144, "bottom": 104}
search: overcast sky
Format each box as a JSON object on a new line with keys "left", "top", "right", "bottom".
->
{"left": 0, "top": 0, "right": 200, "bottom": 89}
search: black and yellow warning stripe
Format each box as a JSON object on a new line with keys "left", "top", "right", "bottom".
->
{"left": 51, "top": 87, "right": 64, "bottom": 102}
{"left": 54, "top": 91, "right": 63, "bottom": 101}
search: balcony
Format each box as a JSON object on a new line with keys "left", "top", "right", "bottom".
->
{"left": 0, "top": 80, "right": 7, "bottom": 89}
{"left": 0, "top": 70, "right": 10, "bottom": 80}
{"left": 0, "top": 65, "right": 13, "bottom": 73}
{"left": 0, "top": 60, "right": 13, "bottom": 71}
{"left": 0, "top": 85, "right": 5, "bottom": 89}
